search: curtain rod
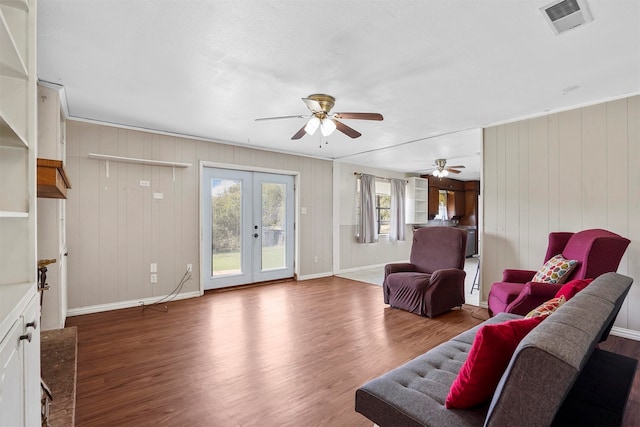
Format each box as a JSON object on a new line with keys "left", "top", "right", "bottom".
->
{"left": 353, "top": 172, "right": 409, "bottom": 183}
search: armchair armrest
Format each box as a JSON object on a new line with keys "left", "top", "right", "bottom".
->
{"left": 524, "top": 281, "right": 562, "bottom": 298}
{"left": 383, "top": 263, "right": 416, "bottom": 304}
{"left": 502, "top": 269, "right": 537, "bottom": 283}
{"left": 384, "top": 263, "right": 416, "bottom": 277}
{"left": 430, "top": 268, "right": 466, "bottom": 285}
{"left": 505, "top": 281, "right": 563, "bottom": 315}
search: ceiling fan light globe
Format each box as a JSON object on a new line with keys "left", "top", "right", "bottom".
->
{"left": 304, "top": 117, "right": 320, "bottom": 135}
{"left": 320, "top": 118, "right": 337, "bottom": 136}
{"left": 442, "top": 169, "right": 449, "bottom": 177}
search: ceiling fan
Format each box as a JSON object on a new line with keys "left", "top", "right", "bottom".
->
{"left": 431, "top": 159, "right": 465, "bottom": 177}
{"left": 255, "top": 94, "right": 383, "bottom": 140}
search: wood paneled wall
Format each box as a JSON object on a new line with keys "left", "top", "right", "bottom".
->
{"left": 483, "top": 95, "right": 640, "bottom": 333}
{"left": 65, "top": 121, "right": 333, "bottom": 312}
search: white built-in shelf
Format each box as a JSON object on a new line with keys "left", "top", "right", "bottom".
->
{"left": 0, "top": 0, "right": 29, "bottom": 12}
{"left": 0, "top": 211, "right": 28, "bottom": 218}
{"left": 0, "top": 3, "right": 29, "bottom": 79}
{"left": 0, "top": 114, "right": 28, "bottom": 148}
{"left": 88, "top": 153, "right": 192, "bottom": 168}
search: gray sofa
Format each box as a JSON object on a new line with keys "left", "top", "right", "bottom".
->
{"left": 355, "top": 272, "right": 636, "bottom": 426}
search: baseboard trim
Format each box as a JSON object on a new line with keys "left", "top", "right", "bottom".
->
{"left": 297, "top": 272, "right": 334, "bottom": 281}
{"left": 337, "top": 263, "right": 392, "bottom": 275}
{"left": 610, "top": 326, "right": 640, "bottom": 342}
{"left": 66, "top": 291, "right": 202, "bottom": 317}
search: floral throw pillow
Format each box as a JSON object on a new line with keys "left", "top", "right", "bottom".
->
{"left": 532, "top": 254, "right": 578, "bottom": 284}
{"left": 525, "top": 295, "right": 566, "bottom": 318}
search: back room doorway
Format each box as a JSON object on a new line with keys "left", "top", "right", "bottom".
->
{"left": 201, "top": 166, "right": 295, "bottom": 290}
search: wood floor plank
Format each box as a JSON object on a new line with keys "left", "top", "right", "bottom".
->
{"left": 66, "top": 276, "right": 639, "bottom": 426}
{"left": 66, "top": 277, "right": 486, "bottom": 426}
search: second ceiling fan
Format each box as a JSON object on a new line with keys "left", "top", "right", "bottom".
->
{"left": 255, "top": 94, "right": 383, "bottom": 140}
{"left": 432, "top": 159, "right": 465, "bottom": 177}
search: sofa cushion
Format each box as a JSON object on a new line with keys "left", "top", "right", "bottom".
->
{"left": 555, "top": 278, "right": 593, "bottom": 301}
{"left": 525, "top": 295, "right": 565, "bottom": 318}
{"left": 445, "top": 316, "right": 545, "bottom": 409}
{"left": 532, "top": 254, "right": 578, "bottom": 284}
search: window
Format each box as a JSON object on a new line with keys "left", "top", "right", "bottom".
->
{"left": 376, "top": 194, "right": 391, "bottom": 234}
{"left": 356, "top": 178, "right": 391, "bottom": 236}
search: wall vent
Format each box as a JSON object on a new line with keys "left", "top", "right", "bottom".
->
{"left": 540, "top": 0, "right": 593, "bottom": 35}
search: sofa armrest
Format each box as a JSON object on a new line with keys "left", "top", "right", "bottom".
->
{"left": 504, "top": 282, "right": 562, "bottom": 315}
{"left": 502, "top": 269, "right": 537, "bottom": 283}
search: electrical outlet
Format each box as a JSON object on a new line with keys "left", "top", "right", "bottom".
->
{"left": 313, "top": 256, "right": 318, "bottom": 263}
{"left": 153, "top": 192, "right": 164, "bottom": 199}
{"left": 150, "top": 263, "right": 157, "bottom": 273}
{"left": 186, "top": 264, "right": 192, "bottom": 272}
{"left": 139, "top": 180, "right": 150, "bottom": 187}
{"left": 150, "top": 274, "right": 157, "bottom": 283}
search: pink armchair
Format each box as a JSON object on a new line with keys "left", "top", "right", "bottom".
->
{"left": 383, "top": 227, "right": 468, "bottom": 318}
{"left": 488, "top": 229, "right": 630, "bottom": 316}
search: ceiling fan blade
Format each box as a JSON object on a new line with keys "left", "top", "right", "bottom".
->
{"left": 302, "top": 98, "right": 323, "bottom": 114}
{"left": 291, "top": 125, "right": 307, "bottom": 140}
{"left": 334, "top": 119, "right": 361, "bottom": 139}
{"left": 446, "top": 165, "right": 465, "bottom": 169}
{"left": 255, "top": 115, "right": 307, "bottom": 121}
{"left": 446, "top": 168, "right": 462, "bottom": 174}
{"left": 334, "top": 112, "right": 383, "bottom": 121}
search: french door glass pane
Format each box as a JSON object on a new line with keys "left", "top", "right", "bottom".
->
{"left": 211, "top": 178, "right": 242, "bottom": 276}
{"left": 261, "top": 182, "right": 286, "bottom": 271}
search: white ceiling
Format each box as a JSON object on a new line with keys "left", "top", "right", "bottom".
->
{"left": 37, "top": 1, "right": 640, "bottom": 181}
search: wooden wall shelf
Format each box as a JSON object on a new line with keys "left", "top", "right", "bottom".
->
{"left": 37, "top": 158, "right": 72, "bottom": 199}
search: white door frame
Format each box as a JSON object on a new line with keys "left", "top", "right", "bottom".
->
{"left": 199, "top": 161, "right": 299, "bottom": 294}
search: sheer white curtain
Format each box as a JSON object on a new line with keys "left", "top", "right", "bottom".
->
{"left": 358, "top": 174, "right": 377, "bottom": 243}
{"left": 390, "top": 178, "right": 406, "bottom": 242}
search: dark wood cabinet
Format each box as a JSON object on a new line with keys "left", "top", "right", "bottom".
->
{"left": 445, "top": 191, "right": 466, "bottom": 219}
{"left": 428, "top": 187, "right": 440, "bottom": 219}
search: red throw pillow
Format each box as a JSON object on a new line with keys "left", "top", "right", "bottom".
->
{"left": 445, "top": 316, "right": 546, "bottom": 409}
{"left": 554, "top": 278, "right": 593, "bottom": 301}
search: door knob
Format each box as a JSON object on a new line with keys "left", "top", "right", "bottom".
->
{"left": 254, "top": 233, "right": 259, "bottom": 238}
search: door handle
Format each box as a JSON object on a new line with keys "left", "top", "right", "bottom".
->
{"left": 254, "top": 233, "right": 259, "bottom": 238}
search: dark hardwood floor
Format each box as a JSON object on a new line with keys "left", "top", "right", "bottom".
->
{"left": 66, "top": 276, "right": 639, "bottom": 427}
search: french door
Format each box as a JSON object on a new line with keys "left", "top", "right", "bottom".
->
{"left": 201, "top": 167, "right": 294, "bottom": 289}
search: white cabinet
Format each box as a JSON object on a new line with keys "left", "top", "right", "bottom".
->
{"left": 405, "top": 177, "right": 428, "bottom": 224}
{"left": 0, "top": 0, "right": 40, "bottom": 424}
{"left": 0, "top": 316, "right": 26, "bottom": 427}
{"left": 0, "top": 290, "right": 40, "bottom": 427}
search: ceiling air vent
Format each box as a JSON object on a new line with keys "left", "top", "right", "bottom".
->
{"left": 540, "top": 0, "right": 593, "bottom": 35}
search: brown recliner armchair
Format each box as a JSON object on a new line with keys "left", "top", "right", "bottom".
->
{"left": 383, "top": 227, "right": 468, "bottom": 318}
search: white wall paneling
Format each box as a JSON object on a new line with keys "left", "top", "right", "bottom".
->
{"left": 483, "top": 95, "right": 640, "bottom": 334}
